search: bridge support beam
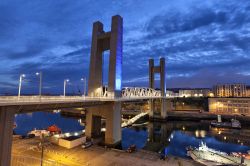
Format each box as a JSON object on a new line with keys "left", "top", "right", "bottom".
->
{"left": 0, "top": 107, "right": 15, "bottom": 166}
{"left": 85, "top": 102, "right": 121, "bottom": 146}
{"left": 148, "top": 58, "right": 167, "bottom": 120}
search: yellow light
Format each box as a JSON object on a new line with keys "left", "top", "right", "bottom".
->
{"left": 209, "top": 93, "right": 214, "bottom": 97}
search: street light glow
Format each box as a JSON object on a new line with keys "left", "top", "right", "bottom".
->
{"left": 18, "top": 74, "right": 26, "bottom": 99}
{"left": 64, "top": 79, "right": 70, "bottom": 96}
{"left": 81, "top": 77, "right": 87, "bottom": 96}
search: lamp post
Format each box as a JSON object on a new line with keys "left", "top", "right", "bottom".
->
{"left": 81, "top": 77, "right": 87, "bottom": 96}
{"left": 36, "top": 72, "right": 42, "bottom": 99}
{"left": 64, "top": 79, "right": 69, "bottom": 97}
{"left": 18, "top": 74, "right": 26, "bottom": 99}
{"left": 39, "top": 133, "right": 45, "bottom": 166}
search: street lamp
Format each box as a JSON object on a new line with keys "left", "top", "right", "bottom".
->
{"left": 36, "top": 72, "right": 42, "bottom": 99}
{"left": 39, "top": 133, "right": 45, "bottom": 166}
{"left": 81, "top": 77, "right": 87, "bottom": 96}
{"left": 18, "top": 74, "right": 26, "bottom": 99}
{"left": 64, "top": 79, "right": 69, "bottom": 97}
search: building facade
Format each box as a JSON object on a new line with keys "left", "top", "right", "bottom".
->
{"left": 247, "top": 86, "right": 250, "bottom": 97}
{"left": 209, "top": 97, "right": 250, "bottom": 116}
{"left": 213, "top": 84, "right": 247, "bottom": 97}
{"left": 178, "top": 89, "right": 212, "bottom": 97}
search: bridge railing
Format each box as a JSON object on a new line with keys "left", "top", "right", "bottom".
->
{"left": 0, "top": 95, "right": 116, "bottom": 103}
{"left": 0, "top": 87, "right": 166, "bottom": 104}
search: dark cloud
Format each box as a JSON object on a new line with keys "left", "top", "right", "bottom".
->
{"left": 146, "top": 9, "right": 228, "bottom": 37}
{"left": 4, "top": 39, "right": 50, "bottom": 60}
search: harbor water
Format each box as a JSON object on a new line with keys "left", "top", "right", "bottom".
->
{"left": 14, "top": 112, "right": 250, "bottom": 159}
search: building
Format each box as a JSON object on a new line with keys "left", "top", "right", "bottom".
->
{"left": 213, "top": 83, "right": 247, "bottom": 97}
{"left": 166, "top": 90, "right": 178, "bottom": 97}
{"left": 178, "top": 88, "right": 212, "bottom": 97}
{"left": 209, "top": 97, "right": 250, "bottom": 116}
{"left": 247, "top": 86, "right": 250, "bottom": 97}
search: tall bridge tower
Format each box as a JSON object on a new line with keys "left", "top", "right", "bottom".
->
{"left": 88, "top": 15, "right": 122, "bottom": 98}
{"left": 86, "top": 15, "right": 123, "bottom": 146}
{"left": 149, "top": 57, "right": 167, "bottom": 119}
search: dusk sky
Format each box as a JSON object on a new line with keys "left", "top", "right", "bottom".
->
{"left": 1, "top": 0, "right": 250, "bottom": 94}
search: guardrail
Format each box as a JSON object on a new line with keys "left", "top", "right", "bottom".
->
{"left": 0, "top": 95, "right": 167, "bottom": 105}
{"left": 0, "top": 96, "right": 115, "bottom": 102}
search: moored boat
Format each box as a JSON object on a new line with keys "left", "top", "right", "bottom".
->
{"left": 211, "top": 119, "right": 241, "bottom": 129}
{"left": 187, "top": 141, "right": 250, "bottom": 165}
{"left": 211, "top": 115, "right": 241, "bottom": 129}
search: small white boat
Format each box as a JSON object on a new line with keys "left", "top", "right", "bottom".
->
{"left": 187, "top": 141, "right": 250, "bottom": 165}
{"left": 211, "top": 115, "right": 241, "bottom": 129}
{"left": 28, "top": 129, "right": 50, "bottom": 137}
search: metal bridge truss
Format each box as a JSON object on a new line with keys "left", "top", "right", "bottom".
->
{"left": 121, "top": 87, "right": 161, "bottom": 98}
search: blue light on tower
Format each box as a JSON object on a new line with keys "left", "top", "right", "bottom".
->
{"left": 115, "top": 18, "right": 123, "bottom": 91}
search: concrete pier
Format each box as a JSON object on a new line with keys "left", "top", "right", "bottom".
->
{"left": 0, "top": 107, "right": 15, "bottom": 166}
{"left": 85, "top": 102, "right": 121, "bottom": 145}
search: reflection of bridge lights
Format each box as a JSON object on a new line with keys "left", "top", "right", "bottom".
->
{"left": 168, "top": 138, "right": 171, "bottom": 142}
{"left": 241, "top": 142, "right": 244, "bottom": 146}
{"left": 53, "top": 109, "right": 61, "bottom": 113}
{"left": 195, "top": 130, "right": 206, "bottom": 138}
{"left": 170, "top": 134, "right": 174, "bottom": 139}
{"left": 182, "top": 126, "right": 186, "bottom": 131}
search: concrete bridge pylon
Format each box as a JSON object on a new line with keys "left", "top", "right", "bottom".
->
{"left": 148, "top": 57, "right": 167, "bottom": 119}
{"left": 86, "top": 15, "right": 123, "bottom": 146}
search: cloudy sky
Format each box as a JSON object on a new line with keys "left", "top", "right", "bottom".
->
{"left": 1, "top": 0, "right": 250, "bottom": 94}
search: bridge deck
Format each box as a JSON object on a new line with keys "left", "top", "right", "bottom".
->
{"left": 0, "top": 96, "right": 166, "bottom": 107}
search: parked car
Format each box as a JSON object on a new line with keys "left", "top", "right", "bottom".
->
{"left": 127, "top": 144, "right": 136, "bottom": 153}
{"left": 82, "top": 142, "right": 92, "bottom": 149}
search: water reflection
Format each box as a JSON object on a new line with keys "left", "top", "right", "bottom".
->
{"left": 14, "top": 112, "right": 84, "bottom": 135}
{"left": 14, "top": 112, "right": 250, "bottom": 159}
{"left": 122, "top": 121, "right": 250, "bottom": 158}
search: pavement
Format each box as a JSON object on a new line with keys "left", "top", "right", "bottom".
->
{"left": 11, "top": 137, "right": 202, "bottom": 166}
